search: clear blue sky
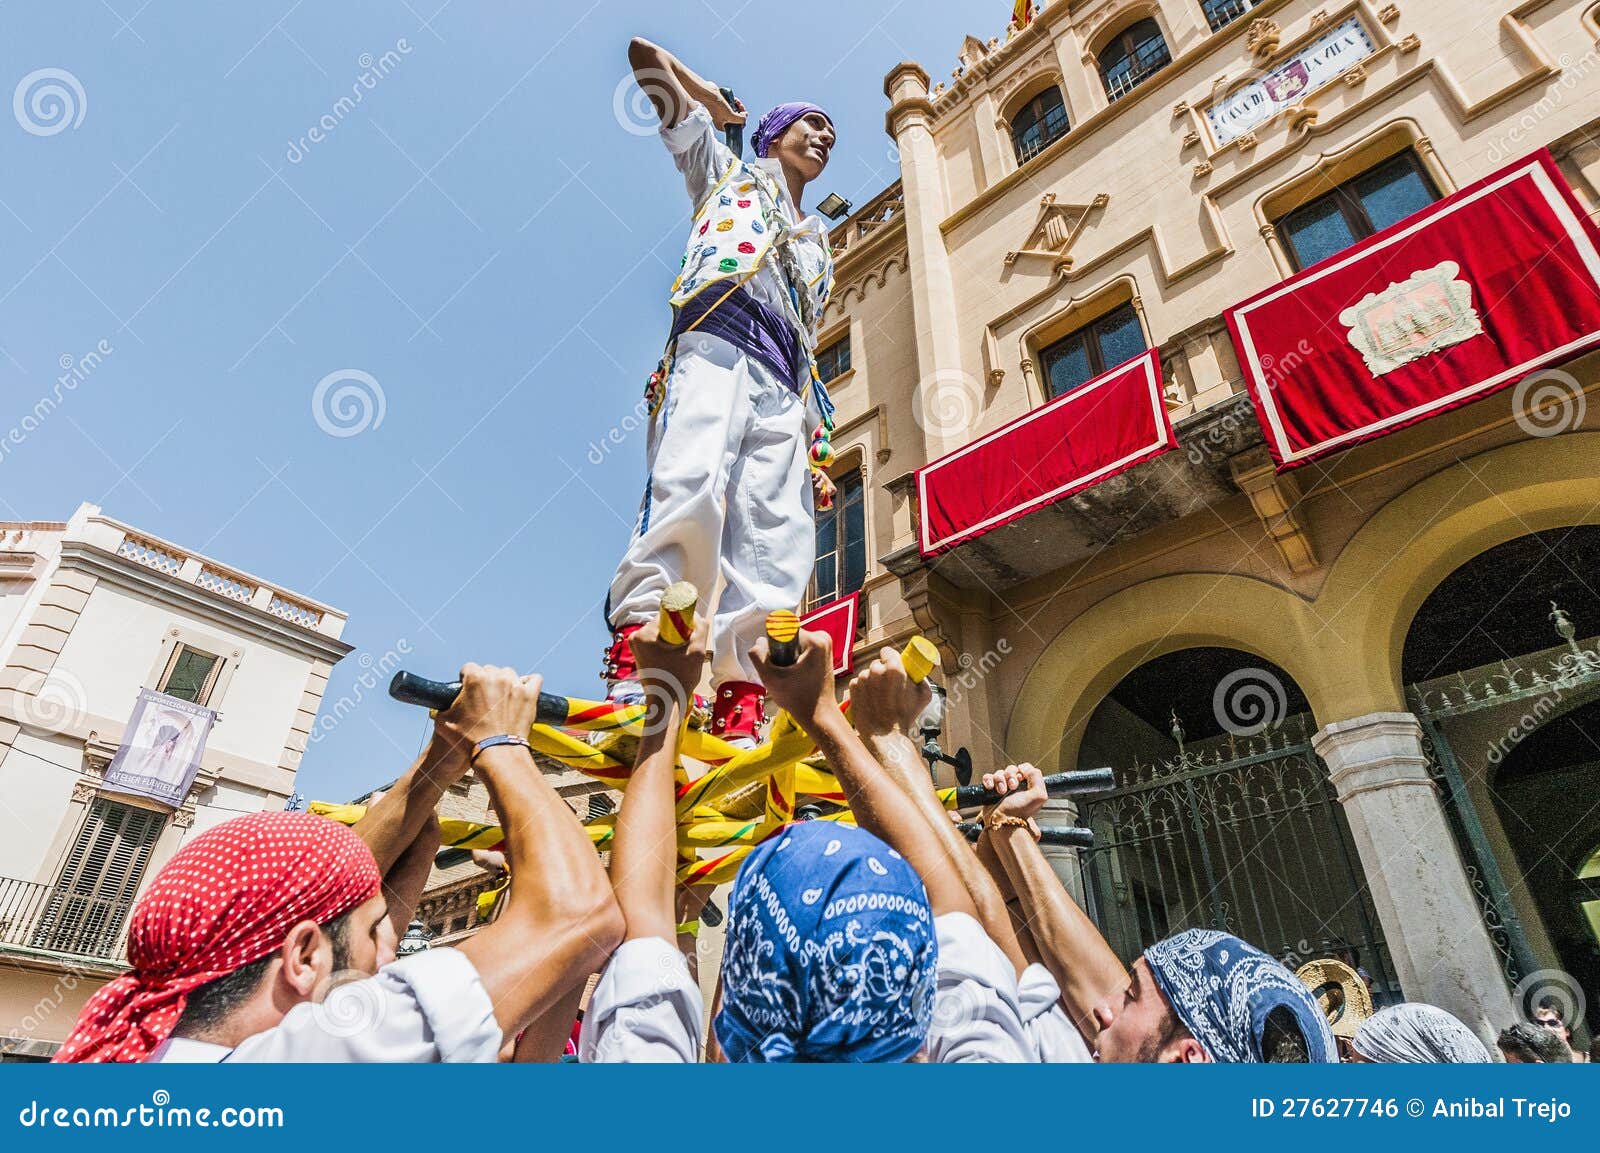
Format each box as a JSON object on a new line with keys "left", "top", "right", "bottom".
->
{"left": 0, "top": 1, "right": 997, "bottom": 801}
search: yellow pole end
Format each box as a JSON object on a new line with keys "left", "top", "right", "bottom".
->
{"left": 658, "top": 581, "right": 699, "bottom": 648}
{"left": 900, "top": 636, "right": 939, "bottom": 684}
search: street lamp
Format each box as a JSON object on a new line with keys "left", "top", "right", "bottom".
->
{"left": 396, "top": 918, "right": 433, "bottom": 957}
{"left": 816, "top": 192, "right": 853, "bottom": 220}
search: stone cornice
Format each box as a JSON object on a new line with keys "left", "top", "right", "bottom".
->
{"left": 58, "top": 543, "right": 354, "bottom": 665}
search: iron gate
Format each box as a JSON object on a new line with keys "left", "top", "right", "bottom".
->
{"left": 1080, "top": 715, "right": 1396, "bottom": 999}
{"left": 1405, "top": 607, "right": 1600, "bottom": 987}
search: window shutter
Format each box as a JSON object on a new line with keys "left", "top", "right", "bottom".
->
{"left": 38, "top": 798, "right": 165, "bottom": 957}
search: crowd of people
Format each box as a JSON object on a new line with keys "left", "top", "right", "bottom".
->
{"left": 48, "top": 614, "right": 1592, "bottom": 1064}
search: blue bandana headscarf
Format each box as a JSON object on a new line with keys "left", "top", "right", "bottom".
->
{"left": 714, "top": 821, "right": 936, "bottom": 1062}
{"left": 752, "top": 102, "right": 832, "bottom": 158}
{"left": 1144, "top": 930, "right": 1337, "bottom": 1063}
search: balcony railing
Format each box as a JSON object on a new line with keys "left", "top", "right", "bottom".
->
{"left": 1103, "top": 37, "right": 1172, "bottom": 103}
{"left": 0, "top": 876, "right": 133, "bottom": 961}
{"left": 1203, "top": 0, "right": 1256, "bottom": 33}
{"left": 828, "top": 181, "right": 904, "bottom": 259}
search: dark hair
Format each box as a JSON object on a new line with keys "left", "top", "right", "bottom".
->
{"left": 1261, "top": 1005, "right": 1311, "bottom": 1063}
{"left": 175, "top": 912, "right": 353, "bottom": 1036}
{"left": 1498, "top": 1022, "right": 1571, "bottom": 1063}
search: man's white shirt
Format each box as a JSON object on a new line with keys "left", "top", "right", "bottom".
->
{"left": 148, "top": 947, "right": 502, "bottom": 1063}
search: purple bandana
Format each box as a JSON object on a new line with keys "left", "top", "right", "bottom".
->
{"left": 752, "top": 102, "right": 832, "bottom": 158}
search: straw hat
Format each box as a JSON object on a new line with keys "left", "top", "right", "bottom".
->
{"left": 1296, "top": 957, "right": 1374, "bottom": 1039}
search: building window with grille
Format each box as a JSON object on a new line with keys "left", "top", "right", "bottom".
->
{"left": 1201, "top": 0, "right": 1258, "bottom": 32}
{"left": 39, "top": 797, "right": 165, "bottom": 958}
{"left": 816, "top": 336, "right": 851, "bottom": 383}
{"left": 1099, "top": 19, "right": 1171, "bottom": 102}
{"left": 1010, "top": 86, "right": 1070, "bottom": 164}
{"left": 157, "top": 644, "right": 222, "bottom": 705}
{"left": 811, "top": 470, "right": 866, "bottom": 606}
{"left": 1276, "top": 152, "right": 1440, "bottom": 271}
{"left": 1040, "top": 302, "right": 1146, "bottom": 399}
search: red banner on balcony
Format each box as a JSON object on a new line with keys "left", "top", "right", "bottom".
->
{"left": 1226, "top": 149, "right": 1600, "bottom": 470}
{"left": 917, "top": 349, "right": 1174, "bottom": 556}
{"left": 802, "top": 592, "right": 859, "bottom": 676}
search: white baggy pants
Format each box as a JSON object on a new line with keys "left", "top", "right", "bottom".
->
{"left": 608, "top": 332, "right": 814, "bottom": 687}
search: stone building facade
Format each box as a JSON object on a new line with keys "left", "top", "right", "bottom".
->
{"left": 806, "top": 0, "right": 1600, "bottom": 1045}
{"left": 0, "top": 503, "right": 350, "bottom": 1058}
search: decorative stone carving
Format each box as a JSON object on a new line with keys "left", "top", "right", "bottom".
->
{"left": 1002, "top": 192, "right": 1108, "bottom": 271}
{"left": 1286, "top": 104, "right": 1319, "bottom": 133}
{"left": 1377, "top": 3, "right": 1400, "bottom": 24}
{"left": 71, "top": 779, "right": 98, "bottom": 804}
{"left": 1308, "top": 9, "right": 1330, "bottom": 29}
{"left": 988, "top": 368, "right": 1006, "bottom": 387}
{"left": 1398, "top": 33, "right": 1421, "bottom": 53}
{"left": 173, "top": 806, "right": 196, "bottom": 829}
{"left": 1343, "top": 64, "right": 1368, "bottom": 86}
{"left": 1234, "top": 131, "right": 1259, "bottom": 151}
{"left": 1172, "top": 100, "right": 1189, "bottom": 118}
{"left": 1182, "top": 130, "right": 1200, "bottom": 149}
{"left": 1193, "top": 159, "right": 1214, "bottom": 177}
{"left": 1246, "top": 18, "right": 1281, "bottom": 61}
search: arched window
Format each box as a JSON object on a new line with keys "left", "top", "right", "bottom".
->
{"left": 811, "top": 469, "right": 866, "bottom": 606}
{"left": 1010, "top": 85, "right": 1070, "bottom": 164}
{"left": 1099, "top": 19, "right": 1171, "bottom": 102}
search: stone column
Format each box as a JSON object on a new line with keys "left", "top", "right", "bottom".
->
{"left": 885, "top": 63, "right": 970, "bottom": 460}
{"left": 1039, "top": 798, "right": 1087, "bottom": 906}
{"left": 1312, "top": 712, "right": 1514, "bottom": 1044}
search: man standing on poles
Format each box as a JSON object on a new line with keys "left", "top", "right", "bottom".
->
{"left": 604, "top": 37, "right": 839, "bottom": 747}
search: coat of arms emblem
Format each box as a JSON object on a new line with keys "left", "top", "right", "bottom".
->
{"left": 1339, "top": 260, "right": 1484, "bottom": 376}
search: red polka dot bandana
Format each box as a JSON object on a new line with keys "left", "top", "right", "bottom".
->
{"left": 55, "top": 810, "right": 381, "bottom": 1063}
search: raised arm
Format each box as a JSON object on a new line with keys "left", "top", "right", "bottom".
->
{"left": 440, "top": 665, "right": 625, "bottom": 1037}
{"left": 847, "top": 652, "right": 1029, "bottom": 977}
{"left": 351, "top": 726, "right": 470, "bottom": 938}
{"left": 982, "top": 763, "right": 1128, "bottom": 1043}
{"left": 611, "top": 616, "right": 708, "bottom": 943}
{"left": 752, "top": 630, "right": 978, "bottom": 920}
{"left": 627, "top": 37, "right": 745, "bottom": 130}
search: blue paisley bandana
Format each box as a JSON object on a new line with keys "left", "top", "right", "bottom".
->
{"left": 1143, "top": 929, "right": 1337, "bottom": 1063}
{"left": 714, "top": 821, "right": 936, "bottom": 1062}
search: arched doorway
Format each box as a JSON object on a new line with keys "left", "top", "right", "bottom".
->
{"left": 1074, "top": 646, "right": 1395, "bottom": 998}
{"left": 1402, "top": 525, "right": 1600, "bottom": 1000}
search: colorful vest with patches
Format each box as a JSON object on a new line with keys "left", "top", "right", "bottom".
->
{"left": 669, "top": 158, "right": 834, "bottom": 353}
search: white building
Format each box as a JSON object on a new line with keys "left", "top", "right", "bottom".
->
{"left": 0, "top": 502, "right": 350, "bottom": 1059}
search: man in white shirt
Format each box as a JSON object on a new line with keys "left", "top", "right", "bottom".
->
{"left": 981, "top": 763, "right": 1335, "bottom": 1063}
{"left": 57, "top": 665, "right": 623, "bottom": 1063}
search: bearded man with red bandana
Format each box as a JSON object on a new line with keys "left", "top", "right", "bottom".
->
{"left": 55, "top": 665, "right": 623, "bottom": 1063}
